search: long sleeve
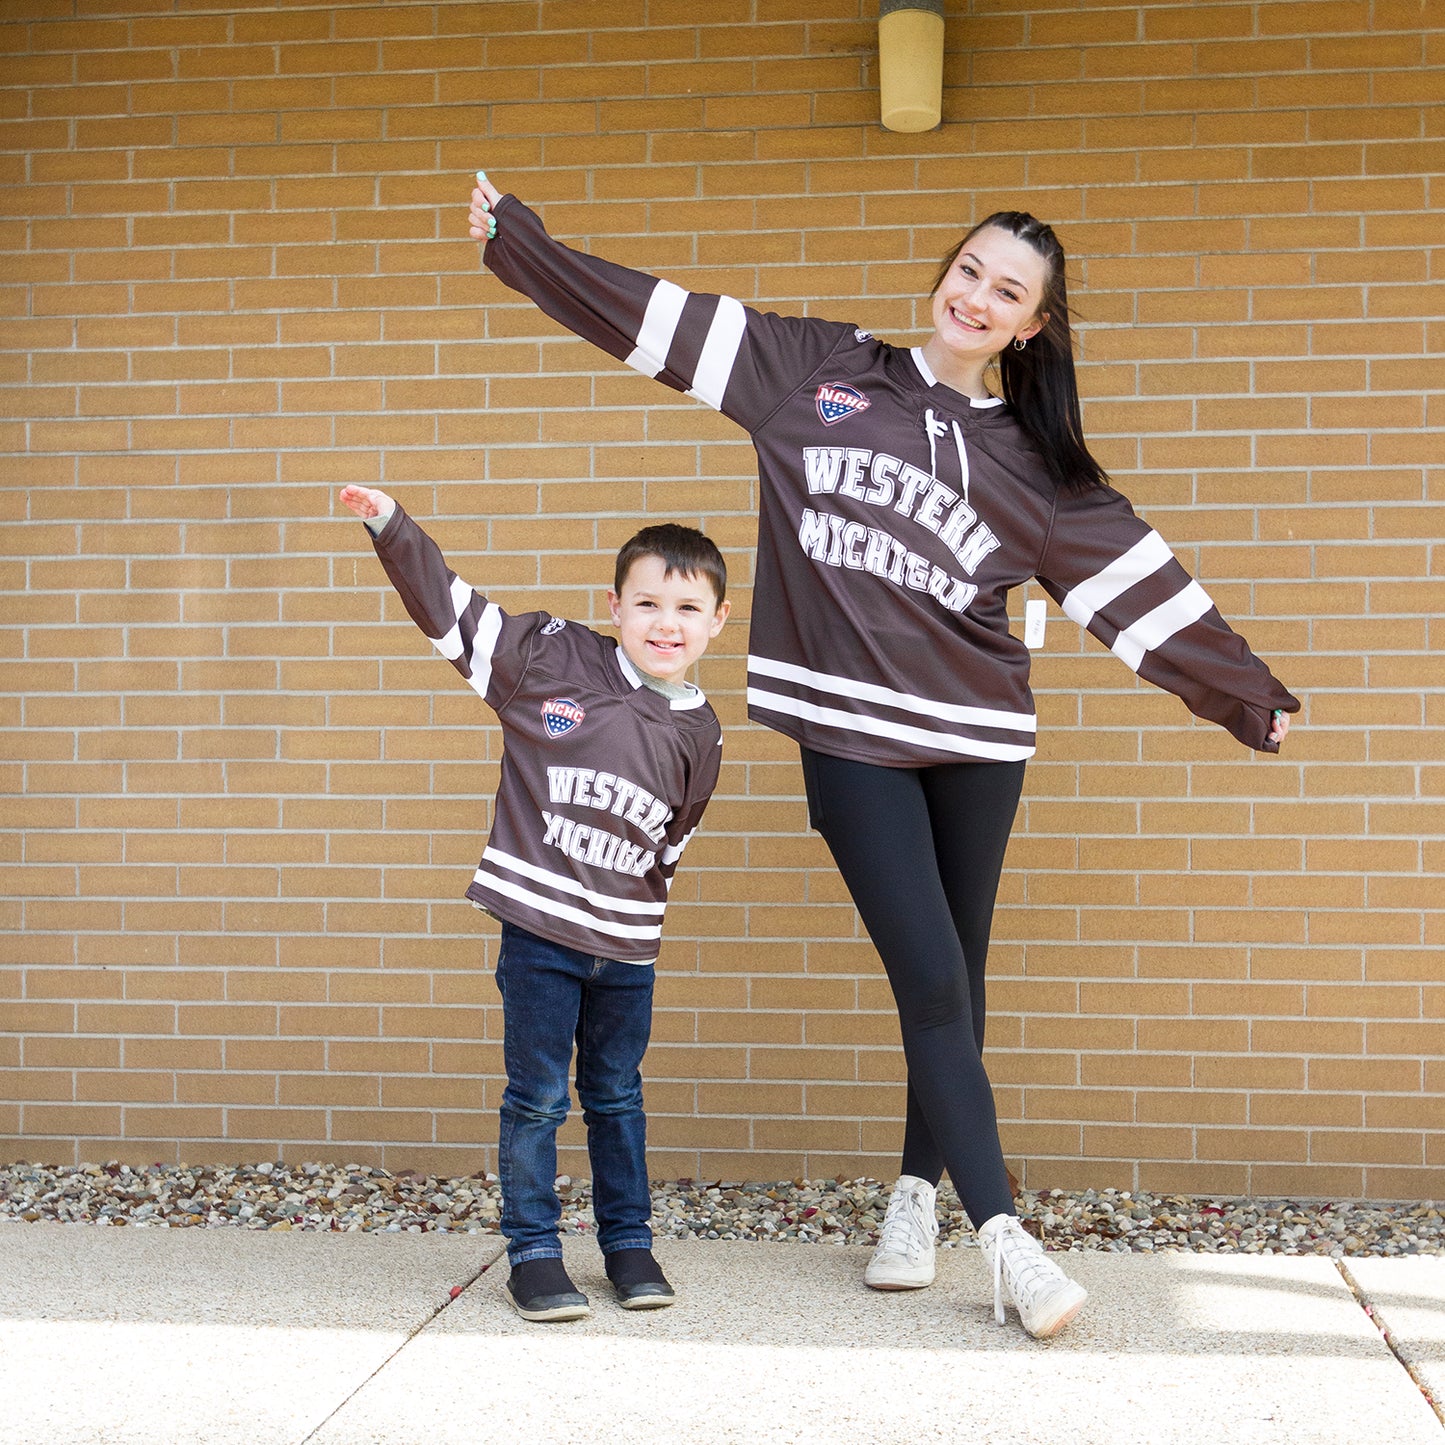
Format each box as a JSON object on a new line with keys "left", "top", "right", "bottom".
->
{"left": 366, "top": 503, "right": 512, "bottom": 705}
{"left": 482, "top": 194, "right": 856, "bottom": 432}
{"left": 1036, "top": 485, "right": 1299, "bottom": 753}
{"left": 658, "top": 734, "right": 722, "bottom": 878}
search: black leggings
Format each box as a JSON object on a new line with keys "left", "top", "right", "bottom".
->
{"left": 800, "top": 746, "right": 1026, "bottom": 1227}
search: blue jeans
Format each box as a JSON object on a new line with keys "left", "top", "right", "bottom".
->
{"left": 494, "top": 921, "right": 656, "bottom": 1264}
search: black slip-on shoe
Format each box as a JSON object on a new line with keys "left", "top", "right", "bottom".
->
{"left": 506, "top": 1256, "right": 591, "bottom": 1322}
{"left": 605, "top": 1247, "right": 676, "bottom": 1310}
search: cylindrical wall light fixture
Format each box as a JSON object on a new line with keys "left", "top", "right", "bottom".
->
{"left": 878, "top": 0, "right": 946, "bottom": 133}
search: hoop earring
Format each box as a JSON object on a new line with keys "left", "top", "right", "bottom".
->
{"left": 1013, "top": 337, "right": 1026, "bottom": 351}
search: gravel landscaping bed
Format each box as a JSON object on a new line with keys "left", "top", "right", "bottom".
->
{"left": 1, "top": 1161, "right": 1438, "bottom": 1257}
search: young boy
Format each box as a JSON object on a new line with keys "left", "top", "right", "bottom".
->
{"left": 339, "top": 485, "right": 729, "bottom": 1321}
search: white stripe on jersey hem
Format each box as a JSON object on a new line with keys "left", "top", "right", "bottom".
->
{"left": 471, "top": 871, "right": 665, "bottom": 943}
{"left": 482, "top": 846, "right": 667, "bottom": 917}
{"left": 909, "top": 348, "right": 1005, "bottom": 406}
{"left": 1111, "top": 579, "right": 1214, "bottom": 673}
{"left": 748, "top": 654, "right": 1036, "bottom": 733}
{"left": 687, "top": 295, "right": 746, "bottom": 411}
{"left": 624, "top": 279, "right": 688, "bottom": 379}
{"left": 748, "top": 685, "right": 1035, "bottom": 762}
{"left": 1061, "top": 529, "right": 1174, "bottom": 631}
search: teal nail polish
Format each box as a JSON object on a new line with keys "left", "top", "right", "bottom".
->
{"left": 475, "top": 170, "right": 488, "bottom": 185}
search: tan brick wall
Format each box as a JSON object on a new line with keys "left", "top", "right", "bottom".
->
{"left": 2, "top": 0, "right": 1442, "bottom": 1199}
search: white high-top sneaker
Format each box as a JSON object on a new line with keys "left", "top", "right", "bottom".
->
{"left": 864, "top": 1175, "right": 939, "bottom": 1290}
{"left": 977, "top": 1213, "right": 1086, "bottom": 1339}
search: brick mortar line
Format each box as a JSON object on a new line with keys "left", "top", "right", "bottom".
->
{"left": 2, "top": 82, "right": 1436, "bottom": 100}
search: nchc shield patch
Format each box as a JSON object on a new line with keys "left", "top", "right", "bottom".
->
{"left": 815, "top": 381, "right": 872, "bottom": 426}
{"left": 541, "top": 696, "right": 586, "bottom": 737}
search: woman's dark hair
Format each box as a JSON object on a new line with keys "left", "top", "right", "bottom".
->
{"left": 614, "top": 523, "right": 727, "bottom": 607}
{"left": 930, "top": 213, "right": 1109, "bottom": 493}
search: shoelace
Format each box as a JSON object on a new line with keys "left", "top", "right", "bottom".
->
{"left": 989, "top": 1218, "right": 1061, "bottom": 1325}
{"left": 877, "top": 1184, "right": 934, "bottom": 1263}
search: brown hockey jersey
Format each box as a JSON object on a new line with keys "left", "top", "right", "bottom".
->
{"left": 367, "top": 504, "right": 721, "bottom": 964}
{"left": 483, "top": 195, "right": 1298, "bottom": 765}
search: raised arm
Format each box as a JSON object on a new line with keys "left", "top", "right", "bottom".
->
{"left": 340, "top": 487, "right": 501, "bottom": 698}
{"left": 465, "top": 172, "right": 858, "bottom": 431}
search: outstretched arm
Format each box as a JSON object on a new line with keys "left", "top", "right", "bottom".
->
{"left": 1038, "top": 485, "right": 1300, "bottom": 754}
{"left": 339, "top": 487, "right": 501, "bottom": 697}
{"left": 463, "top": 173, "right": 856, "bottom": 430}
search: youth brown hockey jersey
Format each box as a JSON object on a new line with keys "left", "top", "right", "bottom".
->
{"left": 367, "top": 504, "right": 721, "bottom": 964}
{"left": 483, "top": 195, "right": 1298, "bottom": 766}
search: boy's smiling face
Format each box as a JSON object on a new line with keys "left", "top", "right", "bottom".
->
{"left": 608, "top": 554, "right": 729, "bottom": 688}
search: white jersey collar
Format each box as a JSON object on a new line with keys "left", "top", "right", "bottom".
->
{"left": 614, "top": 642, "right": 708, "bottom": 710}
{"left": 910, "top": 347, "right": 1005, "bottom": 408}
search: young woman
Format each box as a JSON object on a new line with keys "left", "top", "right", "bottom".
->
{"left": 467, "top": 175, "right": 1297, "bottom": 1339}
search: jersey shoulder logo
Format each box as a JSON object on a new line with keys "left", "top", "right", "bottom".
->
{"left": 541, "top": 697, "right": 586, "bottom": 737}
{"left": 853, "top": 328, "right": 872, "bottom": 343}
{"left": 541, "top": 617, "right": 567, "bottom": 635}
{"left": 816, "top": 382, "right": 872, "bottom": 426}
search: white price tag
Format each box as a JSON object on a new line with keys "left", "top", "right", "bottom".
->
{"left": 1024, "top": 598, "right": 1047, "bottom": 650}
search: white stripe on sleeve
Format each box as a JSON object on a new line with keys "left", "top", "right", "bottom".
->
{"left": 660, "top": 827, "right": 696, "bottom": 869}
{"left": 1060, "top": 529, "right": 1175, "bottom": 630}
{"left": 430, "top": 575, "right": 475, "bottom": 661}
{"left": 462, "top": 601, "right": 504, "bottom": 699}
{"left": 1110, "top": 580, "right": 1215, "bottom": 673}
{"left": 687, "top": 295, "right": 746, "bottom": 411}
{"left": 624, "top": 279, "right": 688, "bottom": 379}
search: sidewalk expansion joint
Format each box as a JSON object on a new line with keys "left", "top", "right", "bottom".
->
{"left": 295, "top": 1257, "right": 493, "bottom": 1445}
{"left": 1336, "top": 1258, "right": 1444, "bottom": 1432}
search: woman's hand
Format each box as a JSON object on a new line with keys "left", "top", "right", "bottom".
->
{"left": 1268, "top": 709, "right": 1291, "bottom": 746}
{"left": 338, "top": 484, "right": 394, "bottom": 521}
{"left": 469, "top": 171, "right": 502, "bottom": 241}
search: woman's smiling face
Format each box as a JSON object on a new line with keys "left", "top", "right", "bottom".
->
{"left": 927, "top": 225, "right": 1050, "bottom": 368}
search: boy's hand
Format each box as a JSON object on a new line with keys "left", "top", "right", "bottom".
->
{"left": 338, "top": 484, "right": 395, "bottom": 521}
{"left": 469, "top": 171, "right": 502, "bottom": 242}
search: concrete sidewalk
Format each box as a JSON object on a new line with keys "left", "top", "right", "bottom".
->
{"left": 0, "top": 1224, "right": 1439, "bottom": 1445}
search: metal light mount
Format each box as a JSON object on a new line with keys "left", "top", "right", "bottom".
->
{"left": 878, "top": 0, "right": 946, "bottom": 133}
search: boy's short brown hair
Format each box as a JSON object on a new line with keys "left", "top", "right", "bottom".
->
{"left": 613, "top": 524, "right": 727, "bottom": 608}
